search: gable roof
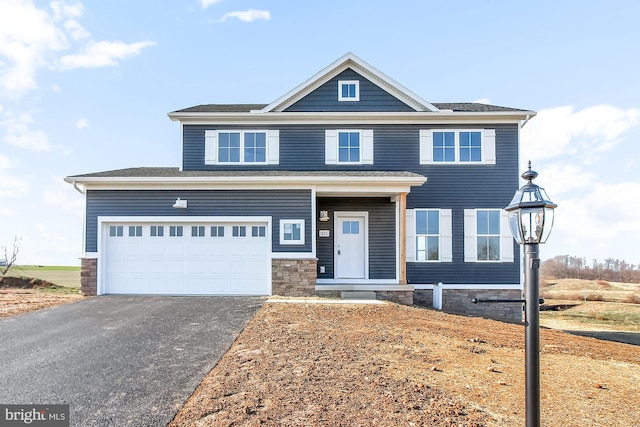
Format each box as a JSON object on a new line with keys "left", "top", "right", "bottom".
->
{"left": 260, "top": 52, "right": 439, "bottom": 113}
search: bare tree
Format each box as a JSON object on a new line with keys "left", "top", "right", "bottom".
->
{"left": 0, "top": 236, "right": 21, "bottom": 284}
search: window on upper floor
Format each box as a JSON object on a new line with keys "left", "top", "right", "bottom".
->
{"left": 338, "top": 80, "right": 359, "bottom": 101}
{"left": 464, "top": 209, "right": 514, "bottom": 263}
{"left": 338, "top": 131, "right": 360, "bottom": 163}
{"left": 325, "top": 129, "right": 374, "bottom": 165}
{"left": 204, "top": 130, "right": 279, "bottom": 165}
{"left": 419, "top": 129, "right": 496, "bottom": 165}
{"left": 406, "top": 209, "right": 452, "bottom": 262}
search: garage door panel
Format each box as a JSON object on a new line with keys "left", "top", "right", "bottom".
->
{"left": 103, "top": 221, "right": 270, "bottom": 295}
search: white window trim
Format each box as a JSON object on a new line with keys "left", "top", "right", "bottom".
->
{"left": 464, "top": 209, "right": 514, "bottom": 263}
{"left": 406, "top": 208, "right": 452, "bottom": 263}
{"left": 280, "top": 219, "right": 305, "bottom": 245}
{"left": 325, "top": 129, "right": 374, "bottom": 165}
{"left": 205, "top": 129, "right": 279, "bottom": 165}
{"left": 338, "top": 80, "right": 360, "bottom": 101}
{"left": 419, "top": 129, "right": 496, "bottom": 165}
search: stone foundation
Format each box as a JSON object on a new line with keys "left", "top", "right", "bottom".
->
{"left": 271, "top": 258, "right": 318, "bottom": 297}
{"left": 80, "top": 258, "right": 97, "bottom": 296}
{"left": 375, "top": 290, "right": 414, "bottom": 305}
{"left": 442, "top": 288, "right": 523, "bottom": 323}
{"left": 413, "top": 289, "right": 433, "bottom": 307}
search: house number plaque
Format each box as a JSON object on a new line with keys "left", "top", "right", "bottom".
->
{"left": 319, "top": 230, "right": 330, "bottom": 237}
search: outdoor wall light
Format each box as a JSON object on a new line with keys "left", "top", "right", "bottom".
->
{"left": 504, "top": 161, "right": 557, "bottom": 427}
{"left": 319, "top": 210, "right": 330, "bottom": 222}
{"left": 172, "top": 198, "right": 188, "bottom": 209}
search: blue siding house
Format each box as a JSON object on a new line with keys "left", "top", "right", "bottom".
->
{"left": 65, "top": 53, "right": 535, "bottom": 320}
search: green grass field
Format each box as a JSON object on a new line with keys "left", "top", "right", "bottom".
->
{"left": 7, "top": 265, "right": 81, "bottom": 288}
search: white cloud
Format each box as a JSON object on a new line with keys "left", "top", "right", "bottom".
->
{"left": 200, "top": 0, "right": 223, "bottom": 9}
{"left": 50, "top": 0, "right": 84, "bottom": 21}
{"left": 59, "top": 40, "right": 157, "bottom": 70}
{"left": 2, "top": 111, "right": 51, "bottom": 151}
{"left": 0, "top": 0, "right": 68, "bottom": 96}
{"left": 521, "top": 104, "right": 640, "bottom": 166}
{"left": 0, "top": 0, "right": 156, "bottom": 97}
{"left": 75, "top": 118, "right": 89, "bottom": 129}
{"left": 64, "top": 19, "right": 90, "bottom": 41}
{"left": 473, "top": 98, "right": 491, "bottom": 104}
{"left": 0, "top": 154, "right": 29, "bottom": 197}
{"left": 219, "top": 9, "right": 271, "bottom": 22}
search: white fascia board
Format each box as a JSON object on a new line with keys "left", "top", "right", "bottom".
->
{"left": 258, "top": 53, "right": 438, "bottom": 113}
{"left": 65, "top": 175, "right": 427, "bottom": 191}
{"left": 168, "top": 110, "right": 536, "bottom": 126}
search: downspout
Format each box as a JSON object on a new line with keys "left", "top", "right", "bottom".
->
{"left": 71, "top": 181, "right": 85, "bottom": 195}
{"left": 520, "top": 114, "right": 532, "bottom": 129}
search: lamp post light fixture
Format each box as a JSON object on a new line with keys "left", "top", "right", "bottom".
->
{"left": 504, "top": 161, "right": 557, "bottom": 427}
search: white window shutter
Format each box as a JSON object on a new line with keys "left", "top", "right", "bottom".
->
{"left": 419, "top": 130, "right": 433, "bottom": 164}
{"left": 325, "top": 130, "right": 337, "bottom": 164}
{"left": 483, "top": 129, "right": 496, "bottom": 164}
{"left": 464, "top": 209, "right": 477, "bottom": 262}
{"left": 406, "top": 208, "right": 416, "bottom": 262}
{"left": 267, "top": 130, "right": 279, "bottom": 164}
{"left": 205, "top": 130, "right": 217, "bottom": 164}
{"left": 362, "top": 129, "right": 374, "bottom": 164}
{"left": 440, "top": 209, "right": 453, "bottom": 262}
{"left": 501, "top": 210, "right": 515, "bottom": 262}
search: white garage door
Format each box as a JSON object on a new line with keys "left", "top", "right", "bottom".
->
{"left": 101, "top": 221, "right": 270, "bottom": 295}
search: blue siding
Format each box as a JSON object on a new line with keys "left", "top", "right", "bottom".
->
{"left": 179, "top": 122, "right": 521, "bottom": 285}
{"left": 317, "top": 198, "right": 396, "bottom": 280}
{"left": 85, "top": 190, "right": 312, "bottom": 253}
{"left": 285, "top": 69, "right": 414, "bottom": 112}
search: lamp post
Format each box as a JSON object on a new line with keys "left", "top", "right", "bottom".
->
{"left": 504, "top": 161, "right": 557, "bottom": 427}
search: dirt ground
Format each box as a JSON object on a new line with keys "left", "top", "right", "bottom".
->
{"left": 171, "top": 301, "right": 640, "bottom": 427}
{"left": 0, "top": 288, "right": 83, "bottom": 318}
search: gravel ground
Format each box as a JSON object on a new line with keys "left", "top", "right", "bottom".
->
{"left": 2, "top": 291, "right": 638, "bottom": 426}
{"left": 0, "top": 288, "right": 83, "bottom": 318}
{"left": 171, "top": 301, "right": 640, "bottom": 427}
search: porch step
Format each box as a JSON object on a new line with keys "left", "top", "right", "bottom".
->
{"left": 341, "top": 291, "right": 377, "bottom": 300}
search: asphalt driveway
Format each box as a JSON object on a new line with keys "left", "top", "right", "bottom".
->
{"left": 0, "top": 295, "right": 265, "bottom": 426}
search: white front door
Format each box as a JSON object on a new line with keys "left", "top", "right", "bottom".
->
{"left": 335, "top": 213, "right": 367, "bottom": 279}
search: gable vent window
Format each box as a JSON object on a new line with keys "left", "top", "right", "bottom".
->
{"left": 338, "top": 80, "right": 359, "bottom": 101}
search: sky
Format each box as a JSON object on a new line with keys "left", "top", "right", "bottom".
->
{"left": 1, "top": 0, "right": 639, "bottom": 266}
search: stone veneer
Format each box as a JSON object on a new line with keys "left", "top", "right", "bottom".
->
{"left": 374, "top": 290, "right": 414, "bottom": 305}
{"left": 415, "top": 288, "right": 522, "bottom": 323}
{"left": 271, "top": 258, "right": 318, "bottom": 297}
{"left": 80, "top": 257, "right": 97, "bottom": 296}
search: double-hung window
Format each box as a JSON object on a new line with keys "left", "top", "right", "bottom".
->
{"left": 406, "top": 209, "right": 452, "bottom": 262}
{"left": 476, "top": 210, "right": 501, "bottom": 261}
{"left": 415, "top": 210, "right": 440, "bottom": 261}
{"left": 218, "top": 131, "right": 266, "bottom": 163}
{"left": 419, "top": 129, "right": 496, "bottom": 164}
{"left": 463, "top": 209, "right": 514, "bottom": 263}
{"left": 325, "top": 129, "right": 374, "bottom": 164}
{"left": 338, "top": 131, "right": 360, "bottom": 163}
{"left": 205, "top": 129, "right": 279, "bottom": 165}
